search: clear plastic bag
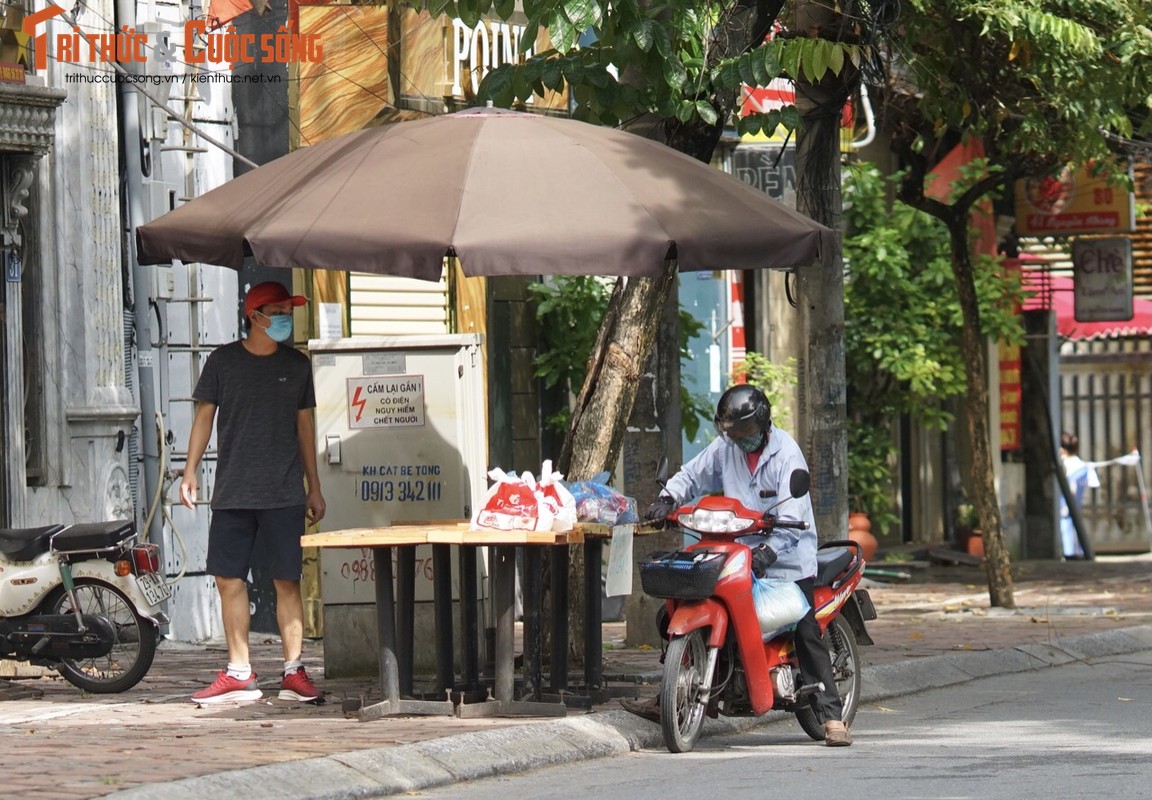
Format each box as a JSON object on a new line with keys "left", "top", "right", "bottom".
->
{"left": 562, "top": 472, "right": 639, "bottom": 525}
{"left": 752, "top": 577, "right": 810, "bottom": 640}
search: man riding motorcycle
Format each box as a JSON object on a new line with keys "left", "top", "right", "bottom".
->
{"left": 621, "top": 384, "right": 853, "bottom": 746}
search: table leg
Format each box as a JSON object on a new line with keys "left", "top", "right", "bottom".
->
{"left": 432, "top": 543, "right": 454, "bottom": 692}
{"left": 522, "top": 546, "right": 542, "bottom": 700}
{"left": 357, "top": 546, "right": 454, "bottom": 721}
{"left": 459, "top": 545, "right": 480, "bottom": 690}
{"left": 396, "top": 546, "right": 415, "bottom": 696}
{"left": 583, "top": 538, "right": 604, "bottom": 698}
{"left": 456, "top": 544, "right": 565, "bottom": 719}
{"left": 549, "top": 545, "right": 569, "bottom": 693}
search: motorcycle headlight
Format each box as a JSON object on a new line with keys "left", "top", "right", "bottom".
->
{"left": 677, "top": 509, "right": 757, "bottom": 533}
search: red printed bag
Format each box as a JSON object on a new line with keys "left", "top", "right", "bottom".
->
{"left": 473, "top": 469, "right": 555, "bottom": 532}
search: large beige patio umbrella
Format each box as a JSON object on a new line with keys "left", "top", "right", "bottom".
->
{"left": 136, "top": 107, "right": 834, "bottom": 278}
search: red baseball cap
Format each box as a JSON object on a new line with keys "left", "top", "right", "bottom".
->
{"left": 244, "top": 281, "right": 307, "bottom": 316}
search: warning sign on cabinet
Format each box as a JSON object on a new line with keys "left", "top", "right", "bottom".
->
{"left": 346, "top": 375, "right": 426, "bottom": 429}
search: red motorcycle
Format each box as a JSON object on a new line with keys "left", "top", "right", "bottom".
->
{"left": 639, "top": 468, "right": 876, "bottom": 752}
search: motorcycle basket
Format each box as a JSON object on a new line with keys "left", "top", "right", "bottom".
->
{"left": 639, "top": 550, "right": 728, "bottom": 600}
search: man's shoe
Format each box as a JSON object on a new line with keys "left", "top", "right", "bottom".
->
{"left": 824, "top": 720, "right": 853, "bottom": 747}
{"left": 191, "top": 670, "right": 262, "bottom": 704}
{"left": 620, "top": 695, "right": 661, "bottom": 722}
{"left": 279, "top": 667, "right": 322, "bottom": 703}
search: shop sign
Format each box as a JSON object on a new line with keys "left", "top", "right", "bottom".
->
{"left": 449, "top": 18, "right": 534, "bottom": 99}
{"left": 1072, "top": 237, "right": 1134, "bottom": 322}
{"left": 1015, "top": 165, "right": 1135, "bottom": 235}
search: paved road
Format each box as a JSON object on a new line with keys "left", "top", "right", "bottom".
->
{"left": 415, "top": 649, "right": 1152, "bottom": 800}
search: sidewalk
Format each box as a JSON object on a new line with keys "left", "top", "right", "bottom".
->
{"left": 1, "top": 553, "right": 1149, "bottom": 800}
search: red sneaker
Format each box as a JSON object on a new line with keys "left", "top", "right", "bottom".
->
{"left": 191, "top": 670, "right": 262, "bottom": 704}
{"left": 279, "top": 667, "right": 321, "bottom": 702}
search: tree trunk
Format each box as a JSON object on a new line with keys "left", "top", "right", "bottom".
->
{"left": 793, "top": 0, "right": 855, "bottom": 542}
{"left": 558, "top": 264, "right": 678, "bottom": 658}
{"left": 946, "top": 216, "right": 1015, "bottom": 608}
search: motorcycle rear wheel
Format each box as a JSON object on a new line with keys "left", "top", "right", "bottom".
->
{"left": 47, "top": 579, "right": 159, "bottom": 693}
{"left": 795, "top": 615, "right": 861, "bottom": 741}
{"left": 660, "top": 630, "right": 710, "bottom": 753}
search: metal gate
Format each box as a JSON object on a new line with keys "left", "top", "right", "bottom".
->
{"left": 1060, "top": 337, "right": 1152, "bottom": 553}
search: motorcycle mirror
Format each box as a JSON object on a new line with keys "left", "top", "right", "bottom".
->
{"left": 655, "top": 456, "right": 669, "bottom": 487}
{"left": 789, "top": 469, "right": 811, "bottom": 499}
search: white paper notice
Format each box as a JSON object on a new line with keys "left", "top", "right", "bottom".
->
{"left": 319, "top": 303, "right": 343, "bottom": 339}
{"left": 605, "top": 524, "right": 634, "bottom": 597}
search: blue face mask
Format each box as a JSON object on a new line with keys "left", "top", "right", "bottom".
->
{"left": 731, "top": 432, "right": 765, "bottom": 453}
{"left": 259, "top": 312, "right": 293, "bottom": 343}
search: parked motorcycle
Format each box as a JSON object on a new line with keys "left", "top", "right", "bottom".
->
{"left": 0, "top": 520, "right": 170, "bottom": 693}
{"left": 639, "top": 468, "right": 876, "bottom": 752}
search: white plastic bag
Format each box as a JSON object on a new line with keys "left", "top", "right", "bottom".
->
{"left": 751, "top": 577, "right": 810, "bottom": 640}
{"left": 538, "top": 460, "right": 578, "bottom": 532}
{"left": 472, "top": 468, "right": 555, "bottom": 532}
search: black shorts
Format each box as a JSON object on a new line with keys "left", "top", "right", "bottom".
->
{"left": 206, "top": 506, "right": 306, "bottom": 581}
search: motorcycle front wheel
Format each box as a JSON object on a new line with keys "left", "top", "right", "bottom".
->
{"left": 795, "top": 615, "right": 861, "bottom": 741}
{"left": 47, "top": 579, "right": 159, "bottom": 693}
{"left": 660, "top": 629, "right": 710, "bottom": 753}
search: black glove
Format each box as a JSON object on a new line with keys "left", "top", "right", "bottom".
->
{"left": 644, "top": 495, "right": 677, "bottom": 522}
{"left": 751, "top": 543, "right": 778, "bottom": 578}
{"left": 761, "top": 511, "right": 777, "bottom": 528}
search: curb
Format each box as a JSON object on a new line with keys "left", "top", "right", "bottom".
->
{"left": 106, "top": 624, "right": 1152, "bottom": 800}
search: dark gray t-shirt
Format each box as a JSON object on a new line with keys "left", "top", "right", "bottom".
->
{"left": 193, "top": 341, "right": 316, "bottom": 510}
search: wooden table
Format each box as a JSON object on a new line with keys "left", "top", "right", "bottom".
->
{"left": 303, "top": 522, "right": 622, "bottom": 720}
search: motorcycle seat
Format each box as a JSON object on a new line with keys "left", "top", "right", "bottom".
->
{"left": 52, "top": 521, "right": 136, "bottom": 552}
{"left": 813, "top": 547, "right": 854, "bottom": 587}
{"left": 0, "top": 525, "right": 66, "bottom": 561}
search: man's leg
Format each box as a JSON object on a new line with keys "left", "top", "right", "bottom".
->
{"left": 793, "top": 578, "right": 851, "bottom": 745}
{"left": 217, "top": 576, "right": 252, "bottom": 665}
{"left": 193, "top": 511, "right": 262, "bottom": 703}
{"left": 273, "top": 578, "right": 305, "bottom": 663}
{"left": 260, "top": 506, "right": 320, "bottom": 702}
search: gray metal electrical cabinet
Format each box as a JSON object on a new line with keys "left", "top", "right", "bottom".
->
{"left": 309, "top": 335, "right": 488, "bottom": 677}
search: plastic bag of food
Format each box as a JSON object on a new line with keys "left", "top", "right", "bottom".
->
{"left": 563, "top": 472, "right": 638, "bottom": 525}
{"left": 751, "top": 577, "right": 810, "bottom": 640}
{"left": 473, "top": 469, "right": 555, "bottom": 532}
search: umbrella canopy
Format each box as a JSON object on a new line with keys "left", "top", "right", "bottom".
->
{"left": 1023, "top": 273, "right": 1152, "bottom": 339}
{"left": 136, "top": 107, "right": 834, "bottom": 280}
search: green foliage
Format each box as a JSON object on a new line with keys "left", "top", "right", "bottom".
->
{"left": 678, "top": 309, "right": 709, "bottom": 442}
{"left": 738, "top": 352, "right": 797, "bottom": 431}
{"left": 841, "top": 162, "right": 1024, "bottom": 532}
{"left": 432, "top": 0, "right": 856, "bottom": 135}
{"left": 528, "top": 276, "right": 612, "bottom": 432}
{"left": 897, "top": 0, "right": 1152, "bottom": 177}
{"left": 529, "top": 277, "right": 714, "bottom": 437}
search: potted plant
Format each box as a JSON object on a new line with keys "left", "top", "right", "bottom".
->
{"left": 954, "top": 502, "right": 983, "bottom": 557}
{"left": 846, "top": 423, "right": 894, "bottom": 561}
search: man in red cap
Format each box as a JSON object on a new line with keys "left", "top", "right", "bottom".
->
{"left": 180, "top": 280, "right": 327, "bottom": 704}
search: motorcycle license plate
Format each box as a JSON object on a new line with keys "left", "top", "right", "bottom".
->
{"left": 137, "top": 572, "right": 172, "bottom": 606}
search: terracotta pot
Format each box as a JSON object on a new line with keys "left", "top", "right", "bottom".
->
{"left": 847, "top": 512, "right": 878, "bottom": 562}
{"left": 966, "top": 529, "right": 984, "bottom": 558}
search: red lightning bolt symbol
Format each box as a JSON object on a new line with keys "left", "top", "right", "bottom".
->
{"left": 352, "top": 386, "right": 366, "bottom": 422}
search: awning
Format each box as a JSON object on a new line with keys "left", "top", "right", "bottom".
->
{"left": 1023, "top": 273, "right": 1152, "bottom": 340}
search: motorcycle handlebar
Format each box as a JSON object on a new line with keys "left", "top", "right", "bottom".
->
{"left": 773, "top": 518, "right": 809, "bottom": 530}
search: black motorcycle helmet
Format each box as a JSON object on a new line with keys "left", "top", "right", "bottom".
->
{"left": 714, "top": 384, "right": 772, "bottom": 440}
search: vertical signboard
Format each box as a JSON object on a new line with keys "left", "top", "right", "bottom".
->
{"left": 1072, "top": 237, "right": 1134, "bottom": 323}
{"left": 998, "top": 341, "right": 1021, "bottom": 451}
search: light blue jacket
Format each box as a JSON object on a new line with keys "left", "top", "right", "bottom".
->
{"left": 663, "top": 426, "right": 818, "bottom": 582}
